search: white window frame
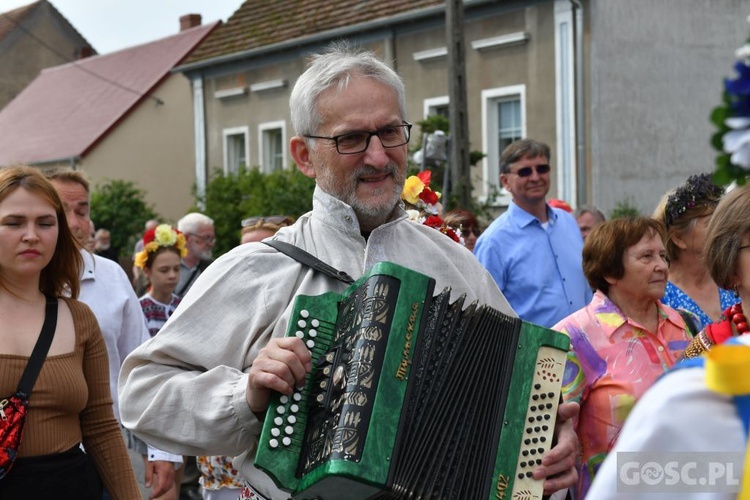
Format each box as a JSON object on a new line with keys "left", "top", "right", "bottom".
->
{"left": 222, "top": 126, "right": 249, "bottom": 175}
{"left": 258, "top": 120, "right": 287, "bottom": 173}
{"left": 423, "top": 96, "right": 449, "bottom": 119}
{"left": 481, "top": 85, "right": 526, "bottom": 204}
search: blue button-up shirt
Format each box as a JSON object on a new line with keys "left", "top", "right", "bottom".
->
{"left": 474, "top": 201, "right": 592, "bottom": 327}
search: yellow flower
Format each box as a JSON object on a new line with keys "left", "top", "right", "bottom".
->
{"left": 134, "top": 250, "right": 149, "bottom": 269}
{"left": 402, "top": 175, "right": 425, "bottom": 204}
{"left": 176, "top": 233, "right": 187, "bottom": 258}
{"left": 154, "top": 224, "right": 178, "bottom": 246}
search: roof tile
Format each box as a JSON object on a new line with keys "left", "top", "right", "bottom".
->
{"left": 184, "top": 0, "right": 442, "bottom": 64}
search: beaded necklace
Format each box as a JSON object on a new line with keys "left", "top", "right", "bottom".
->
{"left": 728, "top": 303, "right": 750, "bottom": 335}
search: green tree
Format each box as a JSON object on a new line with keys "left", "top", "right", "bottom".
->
{"left": 90, "top": 180, "right": 159, "bottom": 255}
{"left": 196, "top": 167, "right": 316, "bottom": 256}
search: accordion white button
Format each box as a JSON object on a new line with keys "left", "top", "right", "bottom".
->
{"left": 269, "top": 439, "right": 279, "bottom": 448}
{"left": 295, "top": 331, "right": 304, "bottom": 338}
{"left": 309, "top": 329, "right": 317, "bottom": 337}
{"left": 290, "top": 404, "right": 299, "bottom": 413}
{"left": 276, "top": 406, "right": 285, "bottom": 414}
{"left": 285, "top": 426, "right": 294, "bottom": 435}
{"left": 293, "top": 393, "right": 302, "bottom": 402}
{"left": 306, "top": 340, "right": 315, "bottom": 348}
{"left": 311, "top": 319, "right": 320, "bottom": 327}
{"left": 300, "top": 310, "right": 309, "bottom": 318}
{"left": 282, "top": 437, "right": 291, "bottom": 446}
{"left": 274, "top": 417, "right": 283, "bottom": 426}
{"left": 271, "top": 428, "right": 280, "bottom": 437}
{"left": 288, "top": 415, "right": 297, "bottom": 424}
{"left": 279, "top": 395, "right": 289, "bottom": 404}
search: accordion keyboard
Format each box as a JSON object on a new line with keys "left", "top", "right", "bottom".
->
{"left": 510, "top": 345, "right": 566, "bottom": 497}
{"left": 267, "top": 309, "right": 335, "bottom": 451}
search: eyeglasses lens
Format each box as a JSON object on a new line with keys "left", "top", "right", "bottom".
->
{"left": 516, "top": 164, "right": 550, "bottom": 177}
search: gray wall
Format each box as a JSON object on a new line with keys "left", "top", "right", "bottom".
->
{"left": 589, "top": 0, "right": 750, "bottom": 216}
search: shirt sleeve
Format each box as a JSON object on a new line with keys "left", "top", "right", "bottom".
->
{"left": 118, "top": 248, "right": 300, "bottom": 458}
{"left": 75, "top": 300, "right": 141, "bottom": 499}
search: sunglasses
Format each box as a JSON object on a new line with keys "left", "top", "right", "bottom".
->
{"left": 241, "top": 215, "right": 292, "bottom": 228}
{"left": 510, "top": 164, "right": 551, "bottom": 178}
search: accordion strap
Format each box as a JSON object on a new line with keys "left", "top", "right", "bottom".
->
{"left": 263, "top": 240, "right": 354, "bottom": 284}
{"left": 17, "top": 295, "right": 58, "bottom": 398}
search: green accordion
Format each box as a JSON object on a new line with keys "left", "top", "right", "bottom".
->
{"left": 255, "top": 262, "right": 570, "bottom": 500}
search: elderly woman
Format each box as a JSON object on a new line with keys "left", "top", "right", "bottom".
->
{"left": 654, "top": 173, "right": 736, "bottom": 331}
{"left": 555, "top": 216, "right": 692, "bottom": 499}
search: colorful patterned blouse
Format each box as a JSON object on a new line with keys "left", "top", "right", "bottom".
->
{"left": 197, "top": 454, "right": 244, "bottom": 491}
{"left": 555, "top": 290, "right": 691, "bottom": 499}
{"left": 138, "top": 293, "right": 181, "bottom": 337}
{"left": 662, "top": 281, "right": 738, "bottom": 331}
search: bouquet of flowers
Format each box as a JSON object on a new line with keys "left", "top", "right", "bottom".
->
{"left": 401, "top": 170, "right": 462, "bottom": 243}
{"left": 712, "top": 29, "right": 750, "bottom": 185}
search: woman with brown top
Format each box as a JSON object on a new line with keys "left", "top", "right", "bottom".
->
{"left": 0, "top": 166, "right": 139, "bottom": 499}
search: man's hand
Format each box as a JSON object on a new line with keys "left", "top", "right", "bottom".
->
{"left": 247, "top": 337, "right": 312, "bottom": 415}
{"left": 144, "top": 459, "right": 176, "bottom": 500}
{"left": 533, "top": 401, "right": 580, "bottom": 494}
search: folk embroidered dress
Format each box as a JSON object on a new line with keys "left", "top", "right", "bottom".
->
{"left": 555, "top": 290, "right": 691, "bottom": 499}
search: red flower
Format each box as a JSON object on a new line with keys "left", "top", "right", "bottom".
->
{"left": 443, "top": 228, "right": 460, "bottom": 243}
{"left": 419, "top": 188, "right": 439, "bottom": 205}
{"left": 142, "top": 228, "right": 156, "bottom": 244}
{"left": 423, "top": 215, "right": 444, "bottom": 228}
{"left": 417, "top": 170, "right": 432, "bottom": 185}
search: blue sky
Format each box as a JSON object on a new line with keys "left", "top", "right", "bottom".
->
{"left": 1, "top": 0, "right": 241, "bottom": 53}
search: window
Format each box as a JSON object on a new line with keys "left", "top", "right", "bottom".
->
{"left": 259, "top": 121, "right": 286, "bottom": 173}
{"left": 223, "top": 127, "right": 249, "bottom": 175}
{"left": 481, "top": 85, "right": 526, "bottom": 202}
{"left": 423, "top": 96, "right": 449, "bottom": 120}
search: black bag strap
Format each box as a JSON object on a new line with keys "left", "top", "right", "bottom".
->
{"left": 263, "top": 240, "right": 354, "bottom": 284}
{"left": 17, "top": 295, "right": 58, "bottom": 397}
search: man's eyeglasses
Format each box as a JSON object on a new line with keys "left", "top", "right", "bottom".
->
{"left": 241, "top": 215, "right": 293, "bottom": 229}
{"left": 304, "top": 122, "right": 412, "bottom": 155}
{"left": 509, "top": 164, "right": 551, "bottom": 178}
{"left": 188, "top": 233, "right": 215, "bottom": 244}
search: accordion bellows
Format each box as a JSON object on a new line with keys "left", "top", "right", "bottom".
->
{"left": 255, "top": 262, "right": 570, "bottom": 500}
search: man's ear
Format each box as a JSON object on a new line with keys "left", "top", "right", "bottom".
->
{"left": 291, "top": 136, "right": 315, "bottom": 179}
{"left": 500, "top": 173, "right": 510, "bottom": 191}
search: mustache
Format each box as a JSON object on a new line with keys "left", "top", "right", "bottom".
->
{"left": 354, "top": 163, "right": 397, "bottom": 178}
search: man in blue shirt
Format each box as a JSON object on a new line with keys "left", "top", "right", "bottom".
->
{"left": 474, "top": 139, "right": 591, "bottom": 327}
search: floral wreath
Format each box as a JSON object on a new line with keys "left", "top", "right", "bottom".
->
{"left": 712, "top": 28, "right": 750, "bottom": 185}
{"left": 401, "top": 170, "right": 462, "bottom": 243}
{"left": 134, "top": 224, "right": 187, "bottom": 269}
{"left": 664, "top": 173, "right": 724, "bottom": 227}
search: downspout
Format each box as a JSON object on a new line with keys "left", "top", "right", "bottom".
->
{"left": 571, "top": 0, "right": 586, "bottom": 205}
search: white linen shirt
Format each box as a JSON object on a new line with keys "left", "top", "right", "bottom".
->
{"left": 79, "top": 250, "right": 151, "bottom": 419}
{"left": 587, "top": 335, "right": 750, "bottom": 499}
{"left": 119, "top": 187, "right": 515, "bottom": 498}
{"left": 79, "top": 251, "right": 181, "bottom": 464}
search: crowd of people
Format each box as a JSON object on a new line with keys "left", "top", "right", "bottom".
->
{"left": 2, "top": 42, "right": 750, "bottom": 500}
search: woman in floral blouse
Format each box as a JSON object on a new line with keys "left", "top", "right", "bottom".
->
{"left": 554, "top": 216, "right": 693, "bottom": 499}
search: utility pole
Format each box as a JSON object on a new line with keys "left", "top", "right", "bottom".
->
{"left": 446, "top": 0, "right": 471, "bottom": 209}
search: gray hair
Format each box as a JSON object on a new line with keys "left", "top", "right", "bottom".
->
{"left": 289, "top": 41, "right": 406, "bottom": 137}
{"left": 178, "top": 212, "right": 214, "bottom": 234}
{"left": 574, "top": 205, "right": 606, "bottom": 223}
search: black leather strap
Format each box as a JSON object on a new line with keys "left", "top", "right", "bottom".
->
{"left": 17, "top": 295, "right": 58, "bottom": 397}
{"left": 263, "top": 240, "right": 354, "bottom": 284}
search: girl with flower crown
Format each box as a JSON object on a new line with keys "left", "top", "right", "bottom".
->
{"left": 134, "top": 224, "right": 186, "bottom": 337}
{"left": 132, "top": 224, "right": 187, "bottom": 499}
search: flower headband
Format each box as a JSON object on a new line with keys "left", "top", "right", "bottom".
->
{"left": 401, "top": 170, "right": 461, "bottom": 243}
{"left": 664, "top": 173, "right": 724, "bottom": 228}
{"left": 134, "top": 224, "right": 187, "bottom": 269}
